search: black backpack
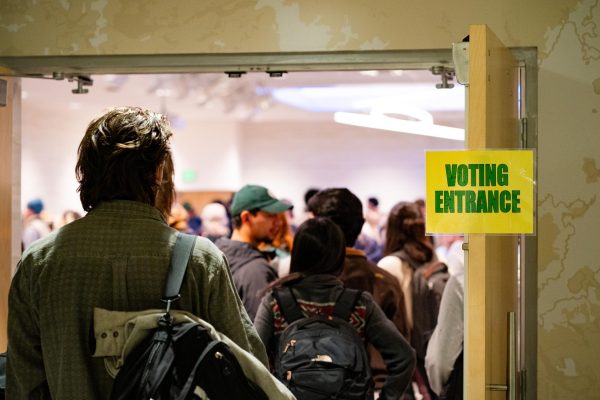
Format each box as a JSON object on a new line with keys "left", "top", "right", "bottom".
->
{"left": 110, "top": 233, "right": 268, "bottom": 400}
{"left": 273, "top": 287, "right": 372, "bottom": 400}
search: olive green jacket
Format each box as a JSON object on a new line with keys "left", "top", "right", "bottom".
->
{"left": 92, "top": 308, "right": 294, "bottom": 399}
{"left": 7, "top": 200, "right": 267, "bottom": 399}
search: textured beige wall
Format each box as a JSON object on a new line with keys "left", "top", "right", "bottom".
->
{"left": 2, "top": 0, "right": 599, "bottom": 397}
{"left": 536, "top": 3, "right": 600, "bottom": 397}
{"left": 0, "top": 0, "right": 577, "bottom": 54}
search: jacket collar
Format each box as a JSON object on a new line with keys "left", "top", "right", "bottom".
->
{"left": 90, "top": 200, "right": 165, "bottom": 222}
{"left": 292, "top": 274, "right": 343, "bottom": 288}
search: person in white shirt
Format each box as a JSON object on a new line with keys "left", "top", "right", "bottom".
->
{"left": 425, "top": 273, "right": 464, "bottom": 397}
{"left": 434, "top": 234, "right": 464, "bottom": 277}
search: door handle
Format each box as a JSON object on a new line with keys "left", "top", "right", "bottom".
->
{"left": 485, "top": 311, "right": 516, "bottom": 400}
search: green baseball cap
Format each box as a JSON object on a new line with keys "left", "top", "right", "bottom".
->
{"left": 231, "top": 184, "right": 292, "bottom": 216}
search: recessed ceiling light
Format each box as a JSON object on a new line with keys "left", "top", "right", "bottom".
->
{"left": 156, "top": 88, "right": 173, "bottom": 98}
{"left": 359, "top": 71, "right": 379, "bottom": 77}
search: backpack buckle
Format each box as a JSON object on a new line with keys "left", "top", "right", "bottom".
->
{"left": 161, "top": 294, "right": 181, "bottom": 314}
{"left": 158, "top": 312, "right": 173, "bottom": 328}
{"left": 159, "top": 295, "right": 180, "bottom": 328}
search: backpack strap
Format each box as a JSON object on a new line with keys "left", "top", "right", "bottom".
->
{"left": 422, "top": 260, "right": 448, "bottom": 280}
{"left": 162, "top": 233, "right": 197, "bottom": 304}
{"left": 273, "top": 287, "right": 304, "bottom": 324}
{"left": 332, "top": 289, "right": 363, "bottom": 321}
{"left": 391, "top": 250, "right": 419, "bottom": 270}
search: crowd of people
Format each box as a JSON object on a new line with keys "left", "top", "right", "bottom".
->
{"left": 9, "top": 107, "right": 465, "bottom": 400}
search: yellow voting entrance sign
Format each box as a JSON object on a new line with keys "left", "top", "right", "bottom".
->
{"left": 426, "top": 150, "right": 534, "bottom": 234}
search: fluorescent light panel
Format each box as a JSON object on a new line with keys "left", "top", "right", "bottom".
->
{"left": 271, "top": 84, "right": 465, "bottom": 113}
{"left": 334, "top": 112, "right": 464, "bottom": 141}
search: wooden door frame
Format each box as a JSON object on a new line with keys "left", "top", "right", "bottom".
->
{"left": 0, "top": 49, "right": 537, "bottom": 397}
{"left": 0, "top": 77, "right": 22, "bottom": 352}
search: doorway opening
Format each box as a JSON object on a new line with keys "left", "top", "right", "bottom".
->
{"left": 9, "top": 45, "right": 538, "bottom": 399}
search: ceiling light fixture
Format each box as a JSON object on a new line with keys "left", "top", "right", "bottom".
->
{"left": 354, "top": 100, "right": 434, "bottom": 123}
{"left": 271, "top": 84, "right": 464, "bottom": 113}
{"left": 334, "top": 102, "right": 464, "bottom": 141}
{"left": 359, "top": 70, "right": 380, "bottom": 77}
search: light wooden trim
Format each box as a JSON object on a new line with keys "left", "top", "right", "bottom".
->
{"left": 466, "top": 25, "right": 519, "bottom": 400}
{"left": 0, "top": 77, "right": 22, "bottom": 352}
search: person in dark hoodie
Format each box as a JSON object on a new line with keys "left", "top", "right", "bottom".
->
{"left": 215, "top": 184, "right": 292, "bottom": 320}
{"left": 307, "top": 188, "right": 410, "bottom": 394}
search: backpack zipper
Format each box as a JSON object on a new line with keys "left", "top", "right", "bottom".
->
{"left": 283, "top": 339, "right": 297, "bottom": 353}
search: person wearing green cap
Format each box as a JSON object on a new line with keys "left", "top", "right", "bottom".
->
{"left": 215, "top": 184, "right": 292, "bottom": 321}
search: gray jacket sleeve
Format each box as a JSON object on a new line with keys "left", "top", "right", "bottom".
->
{"left": 236, "top": 259, "right": 277, "bottom": 321}
{"left": 253, "top": 293, "right": 275, "bottom": 352}
{"left": 425, "top": 273, "right": 464, "bottom": 395}
{"left": 206, "top": 255, "right": 269, "bottom": 367}
{"left": 364, "top": 292, "right": 416, "bottom": 400}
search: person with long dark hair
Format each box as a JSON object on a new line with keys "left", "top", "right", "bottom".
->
{"left": 378, "top": 201, "right": 448, "bottom": 399}
{"left": 254, "top": 217, "right": 415, "bottom": 399}
{"left": 378, "top": 201, "right": 437, "bottom": 333}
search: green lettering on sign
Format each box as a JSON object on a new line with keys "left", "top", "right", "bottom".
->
{"left": 434, "top": 190, "right": 522, "bottom": 214}
{"left": 435, "top": 191, "right": 443, "bottom": 213}
{"left": 445, "top": 164, "right": 457, "bottom": 187}
{"left": 512, "top": 190, "right": 521, "bottom": 212}
{"left": 465, "top": 191, "right": 476, "bottom": 213}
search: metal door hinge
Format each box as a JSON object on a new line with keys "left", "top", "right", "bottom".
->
{"left": 520, "top": 369, "right": 527, "bottom": 399}
{"left": 520, "top": 117, "right": 528, "bottom": 148}
{"left": 486, "top": 312, "right": 517, "bottom": 399}
{"left": 431, "top": 66, "right": 455, "bottom": 89}
{"left": 452, "top": 42, "right": 469, "bottom": 85}
{"left": 486, "top": 384, "right": 508, "bottom": 391}
{"left": 0, "top": 79, "right": 7, "bottom": 107}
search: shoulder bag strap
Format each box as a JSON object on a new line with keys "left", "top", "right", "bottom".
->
{"left": 273, "top": 287, "right": 304, "bottom": 324}
{"left": 422, "top": 260, "right": 448, "bottom": 280}
{"left": 162, "top": 233, "right": 197, "bottom": 303}
{"left": 392, "top": 250, "right": 420, "bottom": 270}
{"left": 332, "top": 289, "right": 363, "bottom": 321}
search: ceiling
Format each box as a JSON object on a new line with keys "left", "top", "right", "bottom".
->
{"left": 21, "top": 68, "right": 465, "bottom": 130}
{"left": 19, "top": 68, "right": 466, "bottom": 214}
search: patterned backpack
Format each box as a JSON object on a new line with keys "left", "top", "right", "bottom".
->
{"left": 273, "top": 287, "right": 372, "bottom": 400}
